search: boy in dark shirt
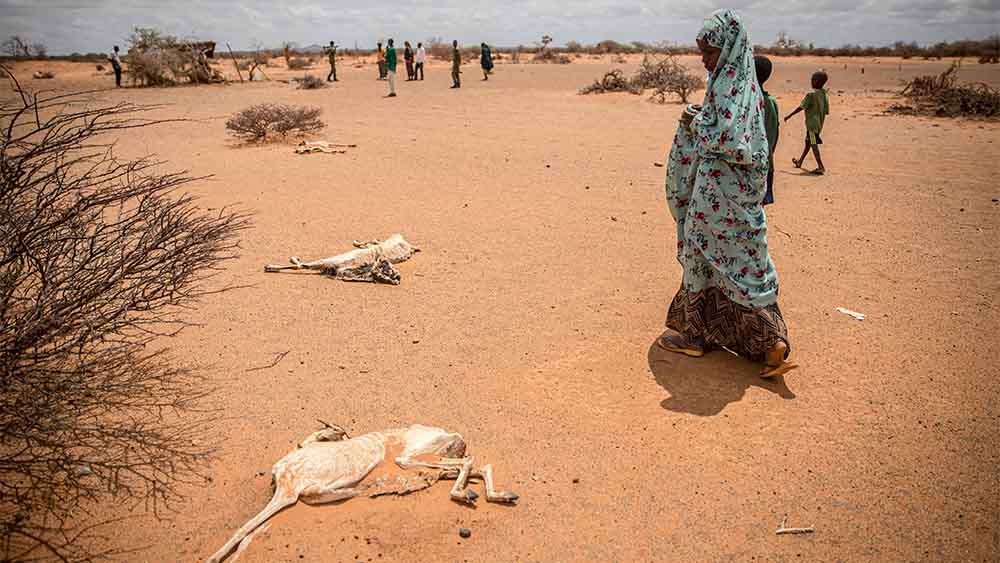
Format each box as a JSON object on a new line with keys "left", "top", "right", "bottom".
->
{"left": 755, "top": 55, "right": 779, "bottom": 205}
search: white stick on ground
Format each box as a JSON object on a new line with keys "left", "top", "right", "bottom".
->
{"left": 775, "top": 516, "right": 815, "bottom": 535}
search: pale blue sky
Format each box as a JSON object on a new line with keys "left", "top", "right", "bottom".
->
{"left": 1, "top": 0, "right": 998, "bottom": 54}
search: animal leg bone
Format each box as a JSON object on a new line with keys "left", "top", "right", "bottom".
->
{"left": 206, "top": 492, "right": 297, "bottom": 563}
{"left": 473, "top": 464, "right": 520, "bottom": 504}
{"left": 394, "top": 456, "right": 479, "bottom": 504}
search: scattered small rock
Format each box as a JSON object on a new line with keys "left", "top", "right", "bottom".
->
{"left": 459, "top": 528, "right": 471, "bottom": 539}
{"left": 572, "top": 477, "right": 580, "bottom": 484}
{"left": 610, "top": 216, "right": 617, "bottom": 222}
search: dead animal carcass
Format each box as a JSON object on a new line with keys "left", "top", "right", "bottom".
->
{"left": 264, "top": 234, "right": 418, "bottom": 284}
{"left": 206, "top": 423, "right": 517, "bottom": 563}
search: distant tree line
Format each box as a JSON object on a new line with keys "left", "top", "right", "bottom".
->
{"left": 3, "top": 32, "right": 998, "bottom": 63}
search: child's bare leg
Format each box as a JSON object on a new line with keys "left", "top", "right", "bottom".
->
{"left": 811, "top": 145, "right": 825, "bottom": 173}
{"left": 793, "top": 142, "right": 810, "bottom": 168}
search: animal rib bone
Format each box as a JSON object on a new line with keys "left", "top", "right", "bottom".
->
{"left": 264, "top": 234, "right": 418, "bottom": 284}
{"left": 206, "top": 423, "right": 517, "bottom": 563}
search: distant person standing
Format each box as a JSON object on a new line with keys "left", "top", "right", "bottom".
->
{"left": 404, "top": 41, "right": 415, "bottom": 81}
{"left": 325, "top": 41, "right": 338, "bottom": 82}
{"left": 385, "top": 38, "right": 398, "bottom": 97}
{"left": 451, "top": 40, "right": 461, "bottom": 88}
{"left": 415, "top": 42, "right": 426, "bottom": 80}
{"left": 480, "top": 43, "right": 494, "bottom": 80}
{"left": 377, "top": 41, "right": 386, "bottom": 80}
{"left": 108, "top": 45, "right": 122, "bottom": 87}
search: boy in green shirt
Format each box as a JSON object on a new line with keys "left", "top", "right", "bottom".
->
{"left": 785, "top": 70, "right": 829, "bottom": 175}
{"left": 755, "top": 55, "right": 779, "bottom": 205}
{"left": 385, "top": 38, "right": 397, "bottom": 97}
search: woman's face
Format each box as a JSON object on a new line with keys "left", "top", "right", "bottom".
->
{"left": 697, "top": 38, "right": 722, "bottom": 73}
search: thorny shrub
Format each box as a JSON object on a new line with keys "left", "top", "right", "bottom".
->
{"left": 0, "top": 64, "right": 249, "bottom": 561}
{"left": 225, "top": 103, "right": 325, "bottom": 140}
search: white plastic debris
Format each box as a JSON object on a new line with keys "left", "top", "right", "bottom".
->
{"left": 836, "top": 307, "right": 865, "bottom": 321}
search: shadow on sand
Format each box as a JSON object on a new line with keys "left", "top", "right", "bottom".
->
{"left": 647, "top": 340, "right": 795, "bottom": 416}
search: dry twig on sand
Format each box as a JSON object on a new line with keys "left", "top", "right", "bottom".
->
{"left": 775, "top": 516, "right": 815, "bottom": 535}
{"left": 246, "top": 351, "right": 291, "bottom": 372}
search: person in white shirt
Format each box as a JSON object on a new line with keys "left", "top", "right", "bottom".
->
{"left": 108, "top": 45, "right": 122, "bottom": 87}
{"left": 414, "top": 42, "right": 426, "bottom": 81}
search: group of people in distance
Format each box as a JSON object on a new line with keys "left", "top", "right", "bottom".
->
{"left": 660, "top": 8, "right": 830, "bottom": 378}
{"left": 323, "top": 39, "right": 494, "bottom": 96}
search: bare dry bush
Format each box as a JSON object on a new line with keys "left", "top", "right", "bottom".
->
{"left": 894, "top": 62, "right": 1000, "bottom": 117}
{"left": 225, "top": 103, "right": 324, "bottom": 141}
{"left": 426, "top": 38, "right": 452, "bottom": 61}
{"left": 579, "top": 69, "right": 641, "bottom": 95}
{"left": 295, "top": 74, "right": 326, "bottom": 89}
{"left": 533, "top": 50, "right": 571, "bottom": 64}
{"left": 127, "top": 27, "right": 222, "bottom": 86}
{"left": 632, "top": 54, "right": 705, "bottom": 104}
{"left": 0, "top": 65, "right": 249, "bottom": 561}
{"left": 287, "top": 57, "right": 310, "bottom": 70}
{"left": 580, "top": 54, "right": 704, "bottom": 103}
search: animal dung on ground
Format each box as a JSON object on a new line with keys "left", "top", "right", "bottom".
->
{"left": 295, "top": 140, "right": 357, "bottom": 154}
{"left": 264, "top": 234, "right": 418, "bottom": 285}
{"left": 207, "top": 423, "right": 518, "bottom": 563}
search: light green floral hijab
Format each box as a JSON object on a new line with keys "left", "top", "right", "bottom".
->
{"left": 693, "top": 9, "right": 768, "bottom": 169}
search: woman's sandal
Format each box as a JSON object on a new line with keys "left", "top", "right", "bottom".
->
{"left": 656, "top": 331, "right": 704, "bottom": 358}
{"left": 792, "top": 158, "right": 802, "bottom": 168}
{"left": 760, "top": 341, "right": 798, "bottom": 378}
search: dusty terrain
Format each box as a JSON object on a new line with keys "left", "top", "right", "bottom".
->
{"left": 5, "top": 54, "right": 999, "bottom": 562}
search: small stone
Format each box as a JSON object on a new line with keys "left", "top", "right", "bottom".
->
{"left": 610, "top": 216, "right": 617, "bottom": 222}
{"left": 412, "top": 340, "right": 420, "bottom": 344}
{"left": 459, "top": 528, "right": 471, "bottom": 539}
{"left": 572, "top": 477, "right": 580, "bottom": 484}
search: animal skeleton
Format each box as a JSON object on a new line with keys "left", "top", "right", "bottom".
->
{"left": 264, "top": 234, "right": 418, "bottom": 284}
{"left": 207, "top": 423, "right": 518, "bottom": 563}
{"left": 295, "top": 140, "right": 358, "bottom": 154}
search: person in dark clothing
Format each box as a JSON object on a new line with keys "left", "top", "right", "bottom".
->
{"left": 325, "top": 41, "right": 338, "bottom": 82}
{"left": 451, "top": 40, "right": 461, "bottom": 88}
{"left": 404, "top": 41, "right": 415, "bottom": 81}
{"left": 480, "top": 43, "right": 494, "bottom": 80}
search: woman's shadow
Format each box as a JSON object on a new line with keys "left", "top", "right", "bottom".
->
{"left": 647, "top": 340, "right": 795, "bottom": 416}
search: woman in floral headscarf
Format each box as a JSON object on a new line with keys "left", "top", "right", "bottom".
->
{"left": 659, "top": 9, "right": 797, "bottom": 378}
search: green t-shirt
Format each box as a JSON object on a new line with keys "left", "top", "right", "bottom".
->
{"left": 762, "top": 91, "right": 779, "bottom": 157}
{"left": 799, "top": 89, "right": 829, "bottom": 134}
{"left": 385, "top": 47, "right": 397, "bottom": 71}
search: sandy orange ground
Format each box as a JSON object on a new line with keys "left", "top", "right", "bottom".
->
{"left": 4, "top": 54, "right": 999, "bottom": 562}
